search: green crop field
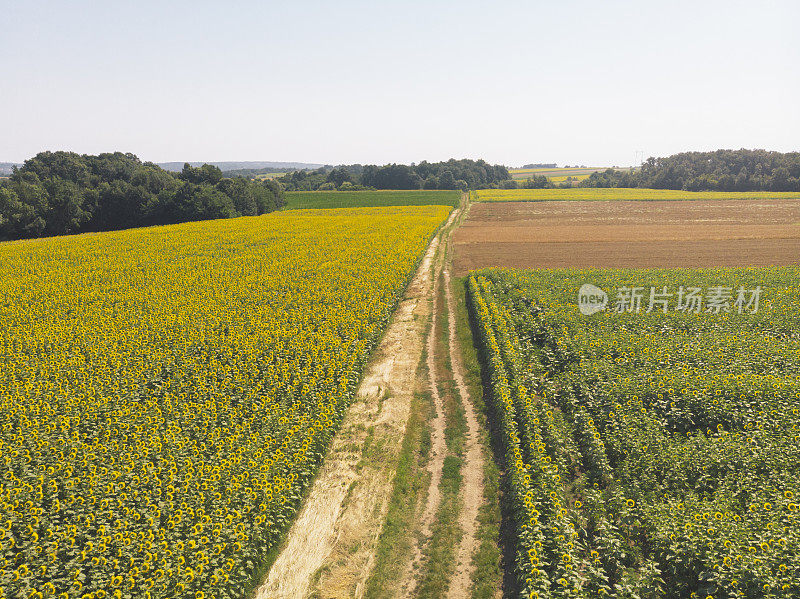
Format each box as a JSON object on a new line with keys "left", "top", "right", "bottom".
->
{"left": 284, "top": 190, "right": 461, "bottom": 210}
{"left": 468, "top": 266, "right": 800, "bottom": 598}
{"left": 474, "top": 188, "right": 800, "bottom": 202}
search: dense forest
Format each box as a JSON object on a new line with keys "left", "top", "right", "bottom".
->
{"left": 276, "top": 159, "right": 511, "bottom": 191}
{"left": 580, "top": 149, "right": 800, "bottom": 191}
{"left": 0, "top": 152, "right": 284, "bottom": 241}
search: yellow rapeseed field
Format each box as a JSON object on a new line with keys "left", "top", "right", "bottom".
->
{"left": 0, "top": 206, "right": 450, "bottom": 598}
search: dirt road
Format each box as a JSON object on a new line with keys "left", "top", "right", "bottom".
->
{"left": 442, "top": 244, "right": 485, "bottom": 598}
{"left": 258, "top": 197, "right": 490, "bottom": 598}
{"left": 256, "top": 209, "right": 458, "bottom": 599}
{"left": 398, "top": 198, "right": 487, "bottom": 598}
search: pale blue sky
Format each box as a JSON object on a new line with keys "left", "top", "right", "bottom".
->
{"left": 1, "top": 0, "right": 798, "bottom": 167}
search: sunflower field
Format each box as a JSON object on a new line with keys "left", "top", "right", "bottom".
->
{"left": 467, "top": 267, "right": 800, "bottom": 598}
{"left": 0, "top": 205, "right": 450, "bottom": 599}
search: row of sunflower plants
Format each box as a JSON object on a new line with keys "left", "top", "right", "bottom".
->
{"left": 468, "top": 266, "right": 800, "bottom": 598}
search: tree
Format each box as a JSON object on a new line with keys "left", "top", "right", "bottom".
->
{"left": 19, "top": 150, "right": 91, "bottom": 185}
{"left": 0, "top": 152, "right": 285, "bottom": 241}
{"left": 579, "top": 149, "right": 800, "bottom": 192}
{"left": 0, "top": 186, "right": 44, "bottom": 240}
{"left": 44, "top": 178, "right": 87, "bottom": 235}
{"left": 276, "top": 159, "right": 513, "bottom": 191}
{"left": 217, "top": 178, "right": 257, "bottom": 216}
{"left": 423, "top": 176, "right": 439, "bottom": 190}
{"left": 326, "top": 168, "right": 353, "bottom": 188}
{"left": 771, "top": 167, "right": 790, "bottom": 191}
{"left": 179, "top": 163, "right": 223, "bottom": 185}
{"left": 522, "top": 175, "right": 550, "bottom": 189}
{"left": 735, "top": 167, "right": 749, "bottom": 191}
{"left": 438, "top": 170, "right": 456, "bottom": 190}
{"left": 361, "top": 164, "right": 422, "bottom": 189}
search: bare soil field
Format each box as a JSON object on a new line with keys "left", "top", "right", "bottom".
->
{"left": 453, "top": 200, "right": 800, "bottom": 274}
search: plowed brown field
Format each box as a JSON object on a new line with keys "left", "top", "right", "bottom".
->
{"left": 452, "top": 200, "right": 800, "bottom": 274}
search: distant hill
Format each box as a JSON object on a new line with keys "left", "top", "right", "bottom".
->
{"left": 0, "top": 162, "right": 22, "bottom": 176}
{"left": 157, "top": 161, "right": 324, "bottom": 173}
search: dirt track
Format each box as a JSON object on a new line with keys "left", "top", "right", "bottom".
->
{"left": 257, "top": 209, "right": 457, "bottom": 599}
{"left": 442, "top": 262, "right": 485, "bottom": 599}
{"left": 258, "top": 198, "right": 496, "bottom": 599}
{"left": 398, "top": 200, "right": 487, "bottom": 598}
{"left": 399, "top": 243, "right": 447, "bottom": 599}
{"left": 453, "top": 200, "right": 800, "bottom": 274}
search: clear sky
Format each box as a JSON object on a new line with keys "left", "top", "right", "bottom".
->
{"left": 1, "top": 0, "right": 798, "bottom": 167}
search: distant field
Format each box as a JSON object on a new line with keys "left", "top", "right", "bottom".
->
{"left": 284, "top": 189, "right": 461, "bottom": 210}
{"left": 508, "top": 167, "right": 614, "bottom": 181}
{"left": 547, "top": 174, "right": 591, "bottom": 183}
{"left": 474, "top": 188, "right": 800, "bottom": 202}
{"left": 453, "top": 197, "right": 800, "bottom": 274}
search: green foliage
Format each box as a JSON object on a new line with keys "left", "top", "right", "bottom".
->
{"left": 179, "top": 163, "right": 223, "bottom": 185}
{"left": 468, "top": 266, "right": 800, "bottom": 598}
{"left": 277, "top": 159, "right": 511, "bottom": 191}
{"left": 581, "top": 149, "right": 800, "bottom": 191}
{"left": 437, "top": 170, "right": 457, "bottom": 190}
{"left": 0, "top": 151, "right": 285, "bottom": 241}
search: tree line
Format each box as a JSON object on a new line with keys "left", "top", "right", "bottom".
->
{"left": 276, "top": 159, "right": 511, "bottom": 191}
{"left": 579, "top": 149, "right": 800, "bottom": 191}
{"left": 5, "top": 148, "right": 797, "bottom": 241}
{"left": 0, "top": 152, "right": 284, "bottom": 241}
